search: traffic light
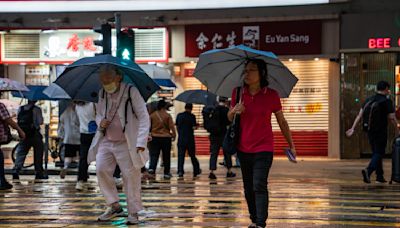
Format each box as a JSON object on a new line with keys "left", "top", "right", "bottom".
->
{"left": 117, "top": 29, "right": 135, "bottom": 61}
{"left": 93, "top": 23, "right": 112, "bottom": 55}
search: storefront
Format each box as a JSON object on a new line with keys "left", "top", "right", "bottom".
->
{"left": 341, "top": 13, "right": 400, "bottom": 158}
{"left": 0, "top": 28, "right": 169, "bottom": 137}
{"left": 171, "top": 19, "right": 340, "bottom": 157}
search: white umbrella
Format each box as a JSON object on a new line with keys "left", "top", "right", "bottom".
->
{"left": 194, "top": 44, "right": 298, "bottom": 98}
{"left": 0, "top": 78, "right": 29, "bottom": 92}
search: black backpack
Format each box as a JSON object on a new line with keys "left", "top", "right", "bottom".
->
{"left": 202, "top": 106, "right": 221, "bottom": 134}
{"left": 17, "top": 105, "right": 36, "bottom": 136}
{"left": 362, "top": 97, "right": 385, "bottom": 132}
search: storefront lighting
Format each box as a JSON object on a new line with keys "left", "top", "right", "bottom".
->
{"left": 289, "top": 58, "right": 293, "bottom": 62}
{"left": 41, "top": 29, "right": 57, "bottom": 34}
{"left": 0, "top": 30, "right": 8, "bottom": 34}
{"left": 378, "top": 50, "right": 385, "bottom": 53}
{"left": 20, "top": 63, "right": 27, "bottom": 66}
{"left": 63, "top": 63, "right": 69, "bottom": 66}
{"left": 190, "top": 61, "right": 195, "bottom": 64}
{"left": 39, "top": 62, "right": 46, "bottom": 65}
{"left": 314, "top": 58, "right": 320, "bottom": 61}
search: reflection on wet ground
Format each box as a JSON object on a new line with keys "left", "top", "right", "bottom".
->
{"left": 1, "top": 158, "right": 400, "bottom": 227}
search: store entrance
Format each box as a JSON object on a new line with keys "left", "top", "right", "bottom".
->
{"left": 341, "top": 53, "right": 397, "bottom": 159}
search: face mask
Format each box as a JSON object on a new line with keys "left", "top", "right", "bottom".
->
{"left": 103, "top": 82, "right": 118, "bottom": 94}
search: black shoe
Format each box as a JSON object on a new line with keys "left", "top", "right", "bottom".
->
{"left": 0, "top": 181, "right": 13, "bottom": 190}
{"left": 376, "top": 177, "right": 387, "bottom": 183}
{"left": 193, "top": 169, "right": 202, "bottom": 178}
{"left": 148, "top": 169, "right": 155, "bottom": 175}
{"left": 163, "top": 173, "right": 172, "bottom": 179}
{"left": 226, "top": 172, "right": 236, "bottom": 178}
{"left": 12, "top": 172, "right": 19, "bottom": 180}
{"left": 362, "top": 169, "right": 371, "bottom": 184}
{"left": 178, "top": 172, "right": 184, "bottom": 178}
{"left": 35, "top": 174, "right": 48, "bottom": 180}
{"left": 208, "top": 172, "right": 217, "bottom": 180}
{"left": 219, "top": 162, "right": 226, "bottom": 166}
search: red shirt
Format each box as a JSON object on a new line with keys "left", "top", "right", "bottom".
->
{"left": 231, "top": 87, "right": 282, "bottom": 153}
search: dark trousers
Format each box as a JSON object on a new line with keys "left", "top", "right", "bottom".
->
{"left": 209, "top": 134, "right": 232, "bottom": 170}
{"left": 238, "top": 151, "right": 273, "bottom": 228}
{"left": 13, "top": 131, "right": 44, "bottom": 174}
{"left": 177, "top": 141, "right": 200, "bottom": 174}
{"left": 149, "top": 137, "right": 172, "bottom": 175}
{"left": 367, "top": 134, "right": 387, "bottom": 179}
{"left": 0, "top": 148, "right": 6, "bottom": 184}
{"left": 113, "top": 165, "right": 121, "bottom": 178}
{"left": 78, "top": 133, "right": 94, "bottom": 182}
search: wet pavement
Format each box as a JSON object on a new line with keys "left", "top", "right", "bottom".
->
{"left": 1, "top": 157, "right": 400, "bottom": 227}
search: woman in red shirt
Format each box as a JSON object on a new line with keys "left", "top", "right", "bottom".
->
{"left": 228, "top": 59, "right": 296, "bottom": 228}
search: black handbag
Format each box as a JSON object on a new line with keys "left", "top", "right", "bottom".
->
{"left": 223, "top": 87, "right": 241, "bottom": 155}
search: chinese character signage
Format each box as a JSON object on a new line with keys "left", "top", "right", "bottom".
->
{"left": 185, "top": 20, "right": 321, "bottom": 57}
{"left": 40, "top": 30, "right": 101, "bottom": 60}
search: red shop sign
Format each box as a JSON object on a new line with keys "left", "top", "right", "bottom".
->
{"left": 185, "top": 20, "right": 321, "bottom": 57}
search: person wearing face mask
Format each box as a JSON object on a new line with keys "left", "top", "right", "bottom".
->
{"left": 88, "top": 64, "right": 150, "bottom": 225}
{"left": 347, "top": 81, "right": 400, "bottom": 184}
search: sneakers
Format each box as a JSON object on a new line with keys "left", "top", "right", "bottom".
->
{"left": 59, "top": 169, "right": 67, "bottom": 179}
{"left": 75, "top": 181, "right": 87, "bottom": 191}
{"left": 227, "top": 171, "right": 236, "bottom": 178}
{"left": 163, "top": 173, "right": 172, "bottom": 179}
{"left": 126, "top": 214, "right": 139, "bottom": 225}
{"left": 35, "top": 174, "right": 48, "bottom": 180}
{"left": 0, "top": 181, "right": 13, "bottom": 190}
{"left": 362, "top": 169, "right": 371, "bottom": 184}
{"left": 193, "top": 169, "right": 202, "bottom": 178}
{"left": 248, "top": 223, "right": 257, "bottom": 228}
{"left": 114, "top": 178, "right": 123, "bottom": 189}
{"left": 97, "top": 206, "right": 124, "bottom": 221}
{"left": 208, "top": 172, "right": 217, "bottom": 180}
{"left": 376, "top": 177, "right": 388, "bottom": 184}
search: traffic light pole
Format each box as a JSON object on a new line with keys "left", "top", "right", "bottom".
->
{"left": 115, "top": 13, "right": 121, "bottom": 54}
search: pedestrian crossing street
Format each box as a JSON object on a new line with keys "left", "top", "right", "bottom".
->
{"left": 1, "top": 159, "right": 400, "bottom": 227}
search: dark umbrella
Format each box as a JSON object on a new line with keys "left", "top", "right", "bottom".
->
{"left": 12, "top": 85, "right": 68, "bottom": 101}
{"left": 175, "top": 89, "right": 217, "bottom": 105}
{"left": 53, "top": 55, "right": 160, "bottom": 102}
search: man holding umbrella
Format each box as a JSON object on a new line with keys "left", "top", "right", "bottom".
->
{"left": 88, "top": 65, "right": 150, "bottom": 225}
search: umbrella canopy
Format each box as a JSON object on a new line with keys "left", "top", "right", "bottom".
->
{"left": 12, "top": 85, "right": 69, "bottom": 101}
{"left": 42, "top": 84, "right": 71, "bottom": 100}
{"left": 194, "top": 44, "right": 298, "bottom": 98}
{"left": 53, "top": 55, "right": 160, "bottom": 102}
{"left": 175, "top": 90, "right": 217, "bottom": 105}
{"left": 0, "top": 78, "right": 29, "bottom": 92}
{"left": 139, "top": 64, "right": 177, "bottom": 88}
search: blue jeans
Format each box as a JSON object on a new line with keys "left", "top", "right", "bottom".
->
{"left": 367, "top": 133, "right": 387, "bottom": 179}
{"left": 238, "top": 151, "right": 273, "bottom": 228}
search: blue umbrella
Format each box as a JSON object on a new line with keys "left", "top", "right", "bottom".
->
{"left": 175, "top": 90, "right": 217, "bottom": 105}
{"left": 53, "top": 55, "right": 160, "bottom": 102}
{"left": 153, "top": 79, "right": 176, "bottom": 88}
{"left": 11, "top": 85, "right": 66, "bottom": 101}
{"left": 139, "top": 64, "right": 177, "bottom": 88}
{"left": 194, "top": 44, "right": 298, "bottom": 98}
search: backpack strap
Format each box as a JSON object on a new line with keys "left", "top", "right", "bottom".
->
{"left": 123, "top": 85, "right": 138, "bottom": 133}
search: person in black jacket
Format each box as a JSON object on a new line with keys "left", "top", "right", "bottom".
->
{"left": 176, "top": 103, "right": 201, "bottom": 178}
{"left": 206, "top": 97, "right": 236, "bottom": 180}
{"left": 347, "top": 81, "right": 400, "bottom": 184}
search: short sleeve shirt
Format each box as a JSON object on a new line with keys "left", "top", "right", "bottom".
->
{"left": 231, "top": 87, "right": 282, "bottom": 153}
{"left": 0, "top": 103, "right": 11, "bottom": 143}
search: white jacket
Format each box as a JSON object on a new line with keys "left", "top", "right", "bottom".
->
{"left": 58, "top": 104, "right": 80, "bottom": 145}
{"left": 88, "top": 83, "right": 150, "bottom": 169}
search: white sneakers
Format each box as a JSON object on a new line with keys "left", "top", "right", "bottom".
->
{"left": 126, "top": 214, "right": 139, "bottom": 225}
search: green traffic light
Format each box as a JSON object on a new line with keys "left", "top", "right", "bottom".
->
{"left": 122, "top": 49, "right": 131, "bottom": 60}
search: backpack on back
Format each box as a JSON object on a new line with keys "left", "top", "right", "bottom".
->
{"left": 362, "top": 97, "right": 385, "bottom": 132}
{"left": 202, "top": 106, "right": 221, "bottom": 134}
{"left": 17, "top": 105, "right": 35, "bottom": 136}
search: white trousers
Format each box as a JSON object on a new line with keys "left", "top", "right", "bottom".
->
{"left": 96, "top": 139, "right": 143, "bottom": 214}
